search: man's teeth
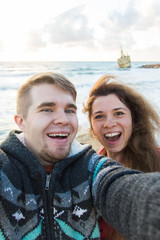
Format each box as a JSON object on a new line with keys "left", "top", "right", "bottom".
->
{"left": 105, "top": 132, "right": 120, "bottom": 137}
{"left": 48, "top": 133, "right": 68, "bottom": 137}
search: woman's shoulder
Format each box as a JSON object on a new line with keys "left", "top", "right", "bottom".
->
{"left": 99, "top": 147, "right": 107, "bottom": 156}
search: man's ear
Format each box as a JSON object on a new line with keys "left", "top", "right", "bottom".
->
{"left": 14, "top": 114, "right": 25, "bottom": 131}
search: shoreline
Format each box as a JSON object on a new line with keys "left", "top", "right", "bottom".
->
{"left": 76, "top": 127, "right": 103, "bottom": 152}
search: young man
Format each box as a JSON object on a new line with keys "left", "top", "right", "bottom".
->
{"left": 0, "top": 72, "right": 160, "bottom": 240}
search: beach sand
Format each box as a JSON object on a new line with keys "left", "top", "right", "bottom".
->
{"left": 76, "top": 127, "right": 103, "bottom": 152}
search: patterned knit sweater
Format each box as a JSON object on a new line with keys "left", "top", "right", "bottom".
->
{"left": 1, "top": 130, "right": 160, "bottom": 240}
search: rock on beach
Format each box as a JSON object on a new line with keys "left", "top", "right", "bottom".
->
{"left": 141, "top": 64, "right": 160, "bottom": 68}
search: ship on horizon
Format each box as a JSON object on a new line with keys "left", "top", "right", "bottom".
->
{"left": 117, "top": 48, "right": 131, "bottom": 68}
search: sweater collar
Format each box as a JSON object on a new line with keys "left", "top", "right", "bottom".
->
{"left": 16, "top": 132, "right": 89, "bottom": 158}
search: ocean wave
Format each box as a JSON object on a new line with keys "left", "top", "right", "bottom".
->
{"left": 0, "top": 86, "right": 18, "bottom": 91}
{"left": 0, "top": 61, "right": 160, "bottom": 141}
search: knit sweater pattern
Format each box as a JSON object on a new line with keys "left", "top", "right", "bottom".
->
{"left": 1, "top": 131, "right": 160, "bottom": 240}
{"left": 0, "top": 130, "right": 107, "bottom": 240}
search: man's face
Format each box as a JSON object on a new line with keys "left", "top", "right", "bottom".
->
{"left": 15, "top": 83, "right": 78, "bottom": 165}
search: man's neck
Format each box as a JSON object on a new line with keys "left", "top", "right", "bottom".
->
{"left": 43, "top": 165, "right": 54, "bottom": 174}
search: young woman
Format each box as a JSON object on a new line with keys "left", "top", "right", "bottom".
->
{"left": 83, "top": 74, "right": 160, "bottom": 240}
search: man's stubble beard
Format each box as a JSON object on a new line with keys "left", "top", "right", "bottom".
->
{"left": 39, "top": 144, "right": 71, "bottom": 165}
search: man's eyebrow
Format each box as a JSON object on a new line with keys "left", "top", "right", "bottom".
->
{"left": 37, "top": 102, "right": 77, "bottom": 110}
{"left": 67, "top": 103, "right": 77, "bottom": 110}
{"left": 37, "top": 102, "right": 56, "bottom": 108}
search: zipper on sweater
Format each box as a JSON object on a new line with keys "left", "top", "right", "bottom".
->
{"left": 45, "top": 174, "right": 51, "bottom": 190}
{"left": 44, "top": 173, "right": 52, "bottom": 239}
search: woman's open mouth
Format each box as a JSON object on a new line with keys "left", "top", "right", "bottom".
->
{"left": 104, "top": 132, "right": 121, "bottom": 142}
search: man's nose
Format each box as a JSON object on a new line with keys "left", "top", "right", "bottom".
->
{"left": 53, "top": 110, "right": 69, "bottom": 125}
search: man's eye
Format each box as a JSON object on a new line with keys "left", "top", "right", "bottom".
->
{"left": 42, "top": 109, "right": 52, "bottom": 112}
{"left": 66, "top": 109, "right": 76, "bottom": 114}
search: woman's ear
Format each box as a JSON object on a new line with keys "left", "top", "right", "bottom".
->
{"left": 14, "top": 114, "right": 25, "bottom": 131}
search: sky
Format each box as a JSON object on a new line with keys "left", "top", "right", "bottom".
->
{"left": 0, "top": 0, "right": 160, "bottom": 61}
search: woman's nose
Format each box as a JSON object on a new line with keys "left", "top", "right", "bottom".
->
{"left": 103, "top": 117, "right": 116, "bottom": 128}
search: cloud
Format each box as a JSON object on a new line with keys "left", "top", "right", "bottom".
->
{"left": 133, "top": 44, "right": 160, "bottom": 60}
{"left": 45, "top": 5, "right": 94, "bottom": 46}
{"left": 98, "top": 0, "right": 160, "bottom": 52}
{"left": 26, "top": 29, "right": 47, "bottom": 51}
{"left": 100, "top": 33, "right": 135, "bottom": 52}
{"left": 98, "top": 2, "right": 138, "bottom": 50}
{"left": 136, "top": 1, "right": 160, "bottom": 31}
{"left": 106, "top": 0, "right": 160, "bottom": 32}
{"left": 0, "top": 40, "right": 5, "bottom": 51}
{"left": 108, "top": 1, "right": 140, "bottom": 30}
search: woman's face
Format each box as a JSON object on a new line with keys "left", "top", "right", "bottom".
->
{"left": 91, "top": 94, "right": 132, "bottom": 158}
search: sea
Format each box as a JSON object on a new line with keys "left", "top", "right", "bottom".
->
{"left": 0, "top": 61, "right": 160, "bottom": 141}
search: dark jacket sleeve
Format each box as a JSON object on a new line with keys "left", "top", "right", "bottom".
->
{"left": 92, "top": 157, "right": 160, "bottom": 240}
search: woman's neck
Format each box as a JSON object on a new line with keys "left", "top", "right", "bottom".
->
{"left": 107, "top": 150, "right": 126, "bottom": 166}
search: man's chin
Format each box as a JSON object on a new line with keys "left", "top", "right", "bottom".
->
{"left": 40, "top": 148, "right": 70, "bottom": 163}
{"left": 55, "top": 149, "right": 70, "bottom": 160}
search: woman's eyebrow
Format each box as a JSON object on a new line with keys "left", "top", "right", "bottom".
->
{"left": 93, "top": 110, "right": 103, "bottom": 115}
{"left": 114, "top": 107, "right": 128, "bottom": 111}
{"left": 92, "top": 107, "right": 128, "bottom": 115}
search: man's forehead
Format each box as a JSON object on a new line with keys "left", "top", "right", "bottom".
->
{"left": 30, "top": 84, "right": 76, "bottom": 107}
{"left": 30, "top": 84, "right": 74, "bottom": 99}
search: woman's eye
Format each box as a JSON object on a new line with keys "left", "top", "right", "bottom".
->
{"left": 95, "top": 115, "right": 103, "bottom": 119}
{"left": 115, "top": 111, "right": 123, "bottom": 116}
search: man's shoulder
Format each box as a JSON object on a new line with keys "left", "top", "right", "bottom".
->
{"left": 0, "top": 130, "right": 25, "bottom": 163}
{"left": 0, "top": 148, "right": 10, "bottom": 168}
{"left": 0, "top": 130, "right": 23, "bottom": 148}
{"left": 0, "top": 148, "right": 7, "bottom": 158}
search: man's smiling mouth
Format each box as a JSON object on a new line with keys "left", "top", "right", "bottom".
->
{"left": 48, "top": 133, "right": 69, "bottom": 139}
